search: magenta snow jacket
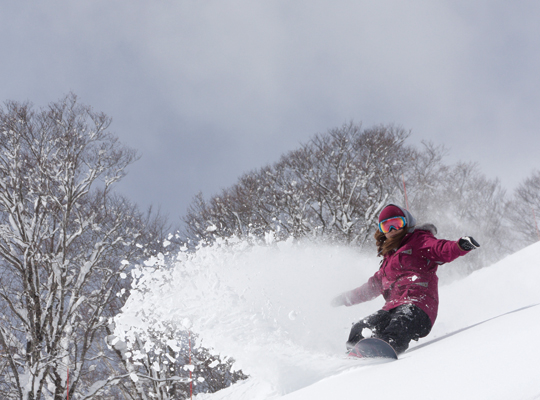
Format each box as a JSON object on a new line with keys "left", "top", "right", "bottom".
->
{"left": 339, "top": 224, "right": 469, "bottom": 325}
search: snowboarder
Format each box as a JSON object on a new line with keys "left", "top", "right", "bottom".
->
{"left": 331, "top": 204, "right": 480, "bottom": 354}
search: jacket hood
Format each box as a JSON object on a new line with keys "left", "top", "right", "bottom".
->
{"left": 415, "top": 223, "right": 438, "bottom": 235}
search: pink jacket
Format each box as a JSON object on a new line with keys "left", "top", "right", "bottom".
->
{"left": 339, "top": 225, "right": 469, "bottom": 324}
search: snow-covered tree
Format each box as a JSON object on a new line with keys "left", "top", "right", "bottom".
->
{"left": 183, "top": 123, "right": 416, "bottom": 246}
{"left": 0, "top": 95, "right": 162, "bottom": 399}
{"left": 283, "top": 123, "right": 411, "bottom": 244}
{"left": 506, "top": 169, "right": 540, "bottom": 246}
{"left": 105, "top": 324, "right": 247, "bottom": 400}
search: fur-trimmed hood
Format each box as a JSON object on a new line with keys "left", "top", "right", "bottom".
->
{"left": 415, "top": 223, "right": 438, "bottom": 236}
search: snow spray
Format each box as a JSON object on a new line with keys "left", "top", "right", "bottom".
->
{"left": 114, "top": 236, "right": 382, "bottom": 394}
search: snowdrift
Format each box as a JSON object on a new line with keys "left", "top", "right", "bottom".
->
{"left": 115, "top": 239, "right": 540, "bottom": 400}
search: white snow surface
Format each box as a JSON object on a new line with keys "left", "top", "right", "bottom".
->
{"left": 115, "top": 238, "right": 540, "bottom": 400}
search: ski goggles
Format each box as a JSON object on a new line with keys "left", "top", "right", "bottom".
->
{"left": 378, "top": 216, "right": 406, "bottom": 233}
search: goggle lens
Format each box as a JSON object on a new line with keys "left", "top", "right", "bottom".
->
{"left": 379, "top": 216, "right": 406, "bottom": 233}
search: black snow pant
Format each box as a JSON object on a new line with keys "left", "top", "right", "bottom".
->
{"left": 347, "top": 304, "right": 432, "bottom": 354}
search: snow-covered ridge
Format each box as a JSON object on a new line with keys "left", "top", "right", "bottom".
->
{"left": 115, "top": 239, "right": 540, "bottom": 400}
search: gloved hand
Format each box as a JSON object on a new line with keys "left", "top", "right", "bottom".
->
{"left": 458, "top": 236, "right": 480, "bottom": 251}
{"left": 330, "top": 294, "right": 345, "bottom": 307}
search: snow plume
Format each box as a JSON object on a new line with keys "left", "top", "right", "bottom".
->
{"left": 114, "top": 235, "right": 383, "bottom": 395}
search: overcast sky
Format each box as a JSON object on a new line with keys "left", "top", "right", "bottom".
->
{"left": 1, "top": 1, "right": 539, "bottom": 224}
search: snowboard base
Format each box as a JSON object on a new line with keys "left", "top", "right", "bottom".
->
{"left": 348, "top": 338, "right": 398, "bottom": 360}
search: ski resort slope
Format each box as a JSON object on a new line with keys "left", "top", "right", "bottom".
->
{"left": 195, "top": 241, "right": 540, "bottom": 400}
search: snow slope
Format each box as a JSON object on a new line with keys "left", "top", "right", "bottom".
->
{"left": 279, "top": 304, "right": 540, "bottom": 400}
{"left": 116, "top": 239, "right": 540, "bottom": 400}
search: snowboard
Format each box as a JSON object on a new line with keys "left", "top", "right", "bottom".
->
{"left": 348, "top": 338, "right": 398, "bottom": 360}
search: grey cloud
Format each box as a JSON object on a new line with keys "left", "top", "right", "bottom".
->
{"left": 1, "top": 0, "right": 539, "bottom": 220}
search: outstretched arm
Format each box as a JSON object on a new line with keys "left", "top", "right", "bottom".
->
{"left": 421, "top": 234, "right": 479, "bottom": 263}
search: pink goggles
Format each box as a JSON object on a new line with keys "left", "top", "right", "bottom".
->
{"left": 378, "top": 216, "right": 406, "bottom": 233}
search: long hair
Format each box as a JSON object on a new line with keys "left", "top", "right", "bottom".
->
{"left": 374, "top": 228, "right": 408, "bottom": 256}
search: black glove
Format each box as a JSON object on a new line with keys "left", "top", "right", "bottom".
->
{"left": 458, "top": 236, "right": 480, "bottom": 251}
